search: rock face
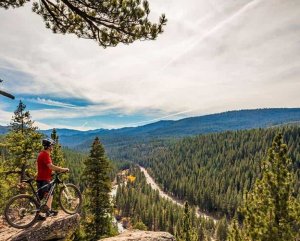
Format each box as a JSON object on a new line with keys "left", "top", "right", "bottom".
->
{"left": 0, "top": 212, "right": 80, "bottom": 241}
{"left": 100, "top": 230, "right": 175, "bottom": 241}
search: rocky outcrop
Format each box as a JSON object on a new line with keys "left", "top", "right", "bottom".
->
{"left": 0, "top": 212, "right": 80, "bottom": 241}
{"left": 1, "top": 214, "right": 175, "bottom": 241}
{"left": 100, "top": 230, "right": 175, "bottom": 241}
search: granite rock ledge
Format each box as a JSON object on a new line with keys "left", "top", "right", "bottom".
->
{"left": 0, "top": 212, "right": 80, "bottom": 241}
{"left": 100, "top": 230, "right": 175, "bottom": 241}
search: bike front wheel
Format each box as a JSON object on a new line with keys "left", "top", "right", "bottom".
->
{"left": 59, "top": 183, "right": 82, "bottom": 214}
{"left": 4, "top": 194, "right": 39, "bottom": 229}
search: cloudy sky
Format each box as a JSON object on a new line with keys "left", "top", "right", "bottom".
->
{"left": 0, "top": 0, "right": 299, "bottom": 130}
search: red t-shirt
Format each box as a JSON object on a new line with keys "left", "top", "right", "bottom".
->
{"left": 36, "top": 150, "right": 52, "bottom": 181}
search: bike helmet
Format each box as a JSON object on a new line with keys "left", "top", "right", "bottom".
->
{"left": 42, "top": 138, "right": 56, "bottom": 148}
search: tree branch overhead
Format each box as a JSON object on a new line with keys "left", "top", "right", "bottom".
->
{"left": 1, "top": 0, "right": 167, "bottom": 47}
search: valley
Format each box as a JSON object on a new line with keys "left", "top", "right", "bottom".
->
{"left": 1, "top": 108, "right": 299, "bottom": 240}
{"left": 139, "top": 165, "right": 218, "bottom": 223}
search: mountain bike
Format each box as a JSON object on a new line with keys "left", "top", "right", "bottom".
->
{"left": 4, "top": 172, "right": 82, "bottom": 229}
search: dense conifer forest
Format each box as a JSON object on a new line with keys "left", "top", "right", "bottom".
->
{"left": 109, "top": 125, "right": 300, "bottom": 217}
{"left": 115, "top": 166, "right": 218, "bottom": 240}
{"left": 62, "top": 147, "right": 87, "bottom": 187}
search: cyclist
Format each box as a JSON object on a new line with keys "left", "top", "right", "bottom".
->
{"left": 36, "top": 138, "right": 69, "bottom": 218}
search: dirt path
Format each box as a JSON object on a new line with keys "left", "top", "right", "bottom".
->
{"left": 139, "top": 166, "right": 218, "bottom": 224}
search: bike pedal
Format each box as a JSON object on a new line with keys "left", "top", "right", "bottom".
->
{"left": 37, "top": 215, "right": 46, "bottom": 221}
{"left": 46, "top": 210, "right": 58, "bottom": 217}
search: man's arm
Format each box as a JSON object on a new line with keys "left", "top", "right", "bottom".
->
{"left": 47, "top": 163, "right": 69, "bottom": 173}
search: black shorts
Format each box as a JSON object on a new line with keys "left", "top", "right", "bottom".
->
{"left": 36, "top": 180, "right": 53, "bottom": 199}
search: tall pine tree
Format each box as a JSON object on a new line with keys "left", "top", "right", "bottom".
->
{"left": 50, "top": 128, "right": 67, "bottom": 208}
{"left": 50, "top": 128, "right": 65, "bottom": 168}
{"left": 181, "top": 202, "right": 198, "bottom": 241}
{"left": 82, "top": 137, "right": 113, "bottom": 240}
{"left": 3, "top": 100, "right": 42, "bottom": 181}
{"left": 182, "top": 202, "right": 192, "bottom": 241}
{"left": 230, "top": 133, "right": 300, "bottom": 241}
{"left": 227, "top": 215, "right": 243, "bottom": 241}
{"left": 215, "top": 216, "right": 228, "bottom": 241}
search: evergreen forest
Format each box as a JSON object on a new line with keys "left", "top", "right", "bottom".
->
{"left": 108, "top": 125, "right": 300, "bottom": 217}
{"left": 115, "top": 166, "right": 218, "bottom": 241}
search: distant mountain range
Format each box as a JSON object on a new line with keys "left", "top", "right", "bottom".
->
{"left": 1, "top": 108, "right": 300, "bottom": 150}
{"left": 41, "top": 108, "right": 300, "bottom": 149}
{"left": 0, "top": 125, "right": 9, "bottom": 135}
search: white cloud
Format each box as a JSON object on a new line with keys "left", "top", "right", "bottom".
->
{"left": 0, "top": 0, "right": 299, "bottom": 129}
{"left": 30, "top": 104, "right": 118, "bottom": 120}
{"left": 34, "top": 121, "right": 91, "bottom": 131}
{"left": 0, "top": 109, "right": 12, "bottom": 126}
{"left": 26, "top": 97, "right": 77, "bottom": 108}
{"left": 33, "top": 121, "right": 52, "bottom": 130}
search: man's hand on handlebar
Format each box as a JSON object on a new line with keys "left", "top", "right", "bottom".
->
{"left": 61, "top": 168, "right": 69, "bottom": 173}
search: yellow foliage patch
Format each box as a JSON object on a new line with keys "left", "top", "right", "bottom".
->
{"left": 127, "top": 175, "right": 136, "bottom": 183}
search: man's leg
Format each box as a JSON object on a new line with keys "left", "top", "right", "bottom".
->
{"left": 36, "top": 181, "right": 47, "bottom": 221}
{"left": 46, "top": 193, "right": 58, "bottom": 216}
{"left": 46, "top": 195, "right": 53, "bottom": 210}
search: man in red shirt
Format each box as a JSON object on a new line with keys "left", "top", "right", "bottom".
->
{"left": 36, "top": 138, "right": 69, "bottom": 217}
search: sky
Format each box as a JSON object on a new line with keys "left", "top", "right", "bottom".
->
{"left": 0, "top": 0, "right": 299, "bottom": 130}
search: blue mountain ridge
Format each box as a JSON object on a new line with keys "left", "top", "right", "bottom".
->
{"left": 1, "top": 108, "right": 300, "bottom": 148}
{"left": 41, "top": 108, "right": 300, "bottom": 149}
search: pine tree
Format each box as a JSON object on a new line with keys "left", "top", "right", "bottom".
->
{"left": 50, "top": 128, "right": 68, "bottom": 208}
{"left": 227, "top": 217, "right": 243, "bottom": 241}
{"left": 239, "top": 133, "right": 300, "bottom": 241}
{"left": 197, "top": 223, "right": 205, "bottom": 241}
{"left": 3, "top": 100, "right": 42, "bottom": 181}
{"left": 82, "top": 137, "right": 112, "bottom": 240}
{"left": 182, "top": 202, "right": 198, "bottom": 241}
{"left": 50, "top": 128, "right": 65, "bottom": 168}
{"left": 215, "top": 216, "right": 228, "bottom": 241}
{"left": 133, "top": 221, "right": 148, "bottom": 231}
{"left": 183, "top": 202, "right": 192, "bottom": 241}
{"left": 10, "top": 100, "right": 36, "bottom": 133}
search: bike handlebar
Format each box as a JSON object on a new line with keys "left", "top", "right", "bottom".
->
{"left": 51, "top": 171, "right": 69, "bottom": 178}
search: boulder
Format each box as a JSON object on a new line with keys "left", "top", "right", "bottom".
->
{"left": 0, "top": 212, "right": 80, "bottom": 241}
{"left": 100, "top": 230, "right": 175, "bottom": 241}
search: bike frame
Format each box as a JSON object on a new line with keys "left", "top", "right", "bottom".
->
{"left": 25, "top": 173, "right": 63, "bottom": 205}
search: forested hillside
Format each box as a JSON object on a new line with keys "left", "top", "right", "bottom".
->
{"left": 110, "top": 125, "right": 300, "bottom": 217}
{"left": 115, "top": 166, "right": 218, "bottom": 240}
{"left": 72, "top": 108, "right": 300, "bottom": 151}
{"left": 62, "top": 147, "right": 87, "bottom": 186}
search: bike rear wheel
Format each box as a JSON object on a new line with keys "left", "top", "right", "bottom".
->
{"left": 59, "top": 183, "right": 82, "bottom": 214}
{"left": 4, "top": 194, "right": 39, "bottom": 229}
